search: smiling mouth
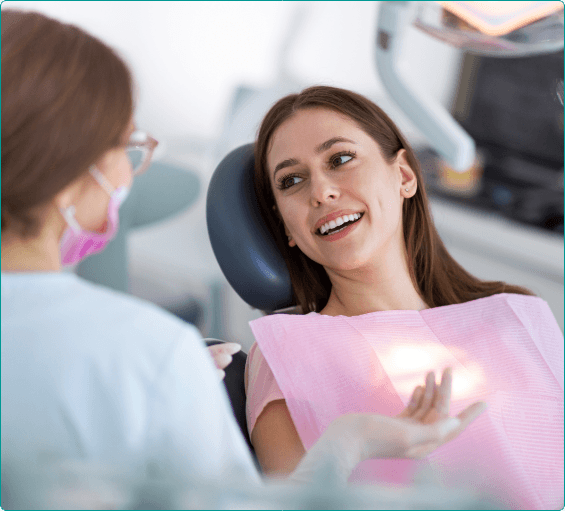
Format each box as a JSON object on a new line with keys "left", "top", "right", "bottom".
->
{"left": 317, "top": 212, "right": 364, "bottom": 236}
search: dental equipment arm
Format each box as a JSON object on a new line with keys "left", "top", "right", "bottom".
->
{"left": 376, "top": 1, "right": 475, "bottom": 172}
{"left": 375, "top": 1, "right": 564, "bottom": 173}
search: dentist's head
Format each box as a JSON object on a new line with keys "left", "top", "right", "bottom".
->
{"left": 1, "top": 10, "right": 156, "bottom": 271}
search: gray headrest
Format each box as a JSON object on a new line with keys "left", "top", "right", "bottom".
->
{"left": 206, "top": 144, "right": 293, "bottom": 312}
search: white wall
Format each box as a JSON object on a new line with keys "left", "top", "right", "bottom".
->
{"left": 4, "top": 1, "right": 461, "bottom": 146}
{"left": 3, "top": 1, "right": 292, "bottom": 141}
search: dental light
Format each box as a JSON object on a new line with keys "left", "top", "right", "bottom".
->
{"left": 375, "top": 1, "right": 564, "bottom": 172}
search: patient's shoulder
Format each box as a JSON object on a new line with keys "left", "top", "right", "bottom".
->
{"left": 247, "top": 341, "right": 260, "bottom": 361}
{"left": 245, "top": 342, "right": 269, "bottom": 388}
{"left": 245, "top": 342, "right": 285, "bottom": 437}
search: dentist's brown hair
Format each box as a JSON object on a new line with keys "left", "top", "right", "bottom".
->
{"left": 1, "top": 9, "right": 134, "bottom": 238}
{"left": 254, "top": 86, "right": 532, "bottom": 313}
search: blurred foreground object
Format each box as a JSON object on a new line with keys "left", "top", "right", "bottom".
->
{"left": 375, "top": 1, "right": 564, "bottom": 172}
{"left": 1, "top": 456, "right": 501, "bottom": 510}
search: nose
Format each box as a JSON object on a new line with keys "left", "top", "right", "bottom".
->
{"left": 309, "top": 171, "right": 340, "bottom": 207}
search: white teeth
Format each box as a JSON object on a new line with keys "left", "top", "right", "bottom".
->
{"left": 318, "top": 213, "right": 363, "bottom": 235}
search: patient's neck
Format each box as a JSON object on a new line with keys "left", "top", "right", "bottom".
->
{"left": 320, "top": 248, "right": 428, "bottom": 317}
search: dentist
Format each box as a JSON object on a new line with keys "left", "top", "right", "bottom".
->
{"left": 1, "top": 8, "right": 485, "bottom": 503}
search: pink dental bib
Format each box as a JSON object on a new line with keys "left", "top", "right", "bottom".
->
{"left": 249, "top": 293, "right": 563, "bottom": 509}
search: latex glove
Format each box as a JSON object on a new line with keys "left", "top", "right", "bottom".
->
{"left": 206, "top": 342, "right": 242, "bottom": 380}
{"left": 289, "top": 367, "right": 487, "bottom": 484}
{"left": 361, "top": 367, "right": 487, "bottom": 459}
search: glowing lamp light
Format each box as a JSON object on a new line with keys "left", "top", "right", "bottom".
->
{"left": 377, "top": 341, "right": 487, "bottom": 403}
{"left": 439, "top": 1, "right": 564, "bottom": 37}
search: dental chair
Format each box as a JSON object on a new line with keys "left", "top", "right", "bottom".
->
{"left": 206, "top": 143, "right": 294, "bottom": 313}
{"left": 206, "top": 143, "right": 297, "bottom": 471}
{"left": 205, "top": 338, "right": 257, "bottom": 467}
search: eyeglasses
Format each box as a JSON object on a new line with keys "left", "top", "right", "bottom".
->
{"left": 126, "top": 131, "right": 159, "bottom": 176}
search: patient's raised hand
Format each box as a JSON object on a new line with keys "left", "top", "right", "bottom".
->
{"left": 352, "top": 367, "right": 487, "bottom": 460}
{"left": 397, "top": 367, "right": 453, "bottom": 422}
{"left": 396, "top": 367, "right": 487, "bottom": 458}
{"left": 290, "top": 367, "right": 487, "bottom": 483}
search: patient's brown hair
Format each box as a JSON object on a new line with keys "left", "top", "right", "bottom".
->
{"left": 254, "top": 86, "right": 533, "bottom": 313}
{"left": 1, "top": 9, "right": 134, "bottom": 238}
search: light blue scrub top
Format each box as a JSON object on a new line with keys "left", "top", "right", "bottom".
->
{"left": 1, "top": 272, "right": 259, "bottom": 485}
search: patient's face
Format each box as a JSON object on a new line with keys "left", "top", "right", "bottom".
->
{"left": 267, "top": 107, "right": 413, "bottom": 272}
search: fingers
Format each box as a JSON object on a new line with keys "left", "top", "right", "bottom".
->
{"left": 210, "top": 342, "right": 242, "bottom": 356}
{"left": 217, "top": 368, "right": 226, "bottom": 380}
{"left": 212, "top": 351, "right": 232, "bottom": 370}
{"left": 433, "top": 367, "right": 452, "bottom": 416}
{"left": 223, "top": 342, "right": 242, "bottom": 355}
{"left": 408, "top": 385, "right": 425, "bottom": 413}
{"left": 411, "top": 371, "right": 436, "bottom": 420}
{"left": 456, "top": 401, "right": 488, "bottom": 429}
{"left": 397, "top": 385, "right": 424, "bottom": 418}
{"left": 402, "top": 393, "right": 488, "bottom": 458}
{"left": 399, "top": 367, "right": 454, "bottom": 421}
{"left": 441, "top": 401, "right": 488, "bottom": 443}
{"left": 207, "top": 343, "right": 242, "bottom": 370}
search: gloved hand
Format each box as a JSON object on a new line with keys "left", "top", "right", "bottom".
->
{"left": 360, "top": 366, "right": 487, "bottom": 460}
{"left": 206, "top": 342, "right": 242, "bottom": 380}
{"left": 288, "top": 367, "right": 487, "bottom": 484}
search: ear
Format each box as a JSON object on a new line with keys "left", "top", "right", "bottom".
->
{"left": 283, "top": 224, "right": 296, "bottom": 247}
{"left": 53, "top": 179, "right": 83, "bottom": 211}
{"left": 396, "top": 149, "right": 417, "bottom": 198}
{"left": 274, "top": 203, "right": 296, "bottom": 247}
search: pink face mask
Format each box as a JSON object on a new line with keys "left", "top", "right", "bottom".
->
{"left": 59, "top": 167, "right": 130, "bottom": 266}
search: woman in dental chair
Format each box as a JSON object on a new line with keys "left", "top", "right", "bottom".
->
{"left": 246, "top": 86, "right": 564, "bottom": 509}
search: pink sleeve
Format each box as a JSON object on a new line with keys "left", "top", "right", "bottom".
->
{"left": 244, "top": 342, "right": 285, "bottom": 438}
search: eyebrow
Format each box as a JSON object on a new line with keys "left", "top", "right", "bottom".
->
{"left": 316, "top": 137, "right": 356, "bottom": 154}
{"left": 273, "top": 137, "right": 357, "bottom": 177}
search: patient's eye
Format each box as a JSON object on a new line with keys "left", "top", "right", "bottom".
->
{"left": 277, "top": 174, "right": 303, "bottom": 190}
{"left": 329, "top": 151, "right": 355, "bottom": 169}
